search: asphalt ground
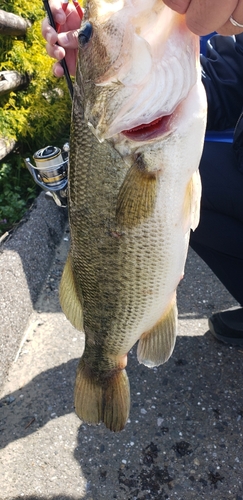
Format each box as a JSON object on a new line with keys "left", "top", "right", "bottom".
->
{"left": 0, "top": 194, "right": 243, "bottom": 500}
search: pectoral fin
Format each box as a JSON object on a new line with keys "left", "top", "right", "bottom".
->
{"left": 137, "top": 295, "right": 178, "bottom": 367}
{"left": 59, "top": 252, "right": 83, "bottom": 331}
{"left": 116, "top": 162, "right": 157, "bottom": 228}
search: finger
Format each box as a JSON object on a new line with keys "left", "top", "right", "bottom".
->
{"left": 185, "top": 0, "right": 238, "bottom": 35}
{"left": 162, "top": 0, "right": 191, "bottom": 15}
{"left": 47, "top": 0, "right": 66, "bottom": 25}
{"left": 53, "top": 61, "right": 64, "bottom": 78}
{"left": 42, "top": 18, "right": 58, "bottom": 45}
{"left": 46, "top": 42, "right": 65, "bottom": 61}
{"left": 57, "top": 29, "right": 79, "bottom": 49}
{"left": 52, "top": 49, "right": 78, "bottom": 77}
{"left": 48, "top": 1, "right": 81, "bottom": 31}
{"left": 219, "top": 1, "right": 243, "bottom": 35}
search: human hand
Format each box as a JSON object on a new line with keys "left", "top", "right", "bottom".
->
{"left": 163, "top": 0, "right": 243, "bottom": 36}
{"left": 41, "top": 0, "right": 81, "bottom": 77}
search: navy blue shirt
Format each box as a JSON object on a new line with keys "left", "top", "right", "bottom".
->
{"left": 201, "top": 34, "right": 243, "bottom": 131}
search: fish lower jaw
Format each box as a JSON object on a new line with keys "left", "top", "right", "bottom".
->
{"left": 120, "top": 113, "right": 174, "bottom": 142}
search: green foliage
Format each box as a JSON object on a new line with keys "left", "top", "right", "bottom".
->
{"left": 0, "top": 154, "right": 37, "bottom": 235}
{"left": 0, "top": 0, "right": 44, "bottom": 21}
{"left": 0, "top": 0, "right": 72, "bottom": 236}
{"left": 0, "top": 1, "right": 72, "bottom": 148}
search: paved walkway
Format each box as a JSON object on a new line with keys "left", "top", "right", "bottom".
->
{"left": 1, "top": 217, "right": 243, "bottom": 500}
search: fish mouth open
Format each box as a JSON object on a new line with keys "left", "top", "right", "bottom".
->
{"left": 121, "top": 113, "right": 174, "bottom": 142}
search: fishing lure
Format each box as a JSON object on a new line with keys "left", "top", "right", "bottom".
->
{"left": 56, "top": 0, "right": 83, "bottom": 31}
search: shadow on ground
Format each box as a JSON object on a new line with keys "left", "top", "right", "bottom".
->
{"left": 0, "top": 358, "right": 77, "bottom": 449}
{"left": 1, "top": 329, "right": 243, "bottom": 499}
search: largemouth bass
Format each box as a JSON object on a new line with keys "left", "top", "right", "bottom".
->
{"left": 60, "top": 0, "right": 207, "bottom": 431}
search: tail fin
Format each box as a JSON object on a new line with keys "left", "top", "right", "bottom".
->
{"left": 74, "top": 359, "right": 130, "bottom": 432}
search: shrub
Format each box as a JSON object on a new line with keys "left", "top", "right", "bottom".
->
{"left": 0, "top": 0, "right": 72, "bottom": 236}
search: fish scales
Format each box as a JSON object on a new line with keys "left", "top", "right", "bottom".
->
{"left": 60, "top": 0, "right": 207, "bottom": 431}
{"left": 69, "top": 101, "right": 172, "bottom": 361}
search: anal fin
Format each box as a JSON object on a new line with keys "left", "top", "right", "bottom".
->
{"left": 59, "top": 252, "right": 83, "bottom": 331}
{"left": 137, "top": 296, "right": 178, "bottom": 367}
{"left": 74, "top": 359, "right": 130, "bottom": 432}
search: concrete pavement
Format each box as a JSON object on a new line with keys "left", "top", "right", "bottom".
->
{"left": 0, "top": 192, "right": 67, "bottom": 387}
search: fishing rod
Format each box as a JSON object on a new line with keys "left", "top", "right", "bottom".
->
{"left": 25, "top": 1, "right": 84, "bottom": 205}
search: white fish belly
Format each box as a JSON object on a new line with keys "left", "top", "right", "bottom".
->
{"left": 107, "top": 81, "right": 206, "bottom": 355}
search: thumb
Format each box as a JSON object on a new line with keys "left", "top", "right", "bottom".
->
{"left": 57, "top": 29, "right": 79, "bottom": 49}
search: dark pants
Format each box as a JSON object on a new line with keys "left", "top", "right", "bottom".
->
{"left": 190, "top": 141, "right": 243, "bottom": 306}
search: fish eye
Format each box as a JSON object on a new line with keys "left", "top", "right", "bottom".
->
{"left": 78, "top": 22, "right": 93, "bottom": 45}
